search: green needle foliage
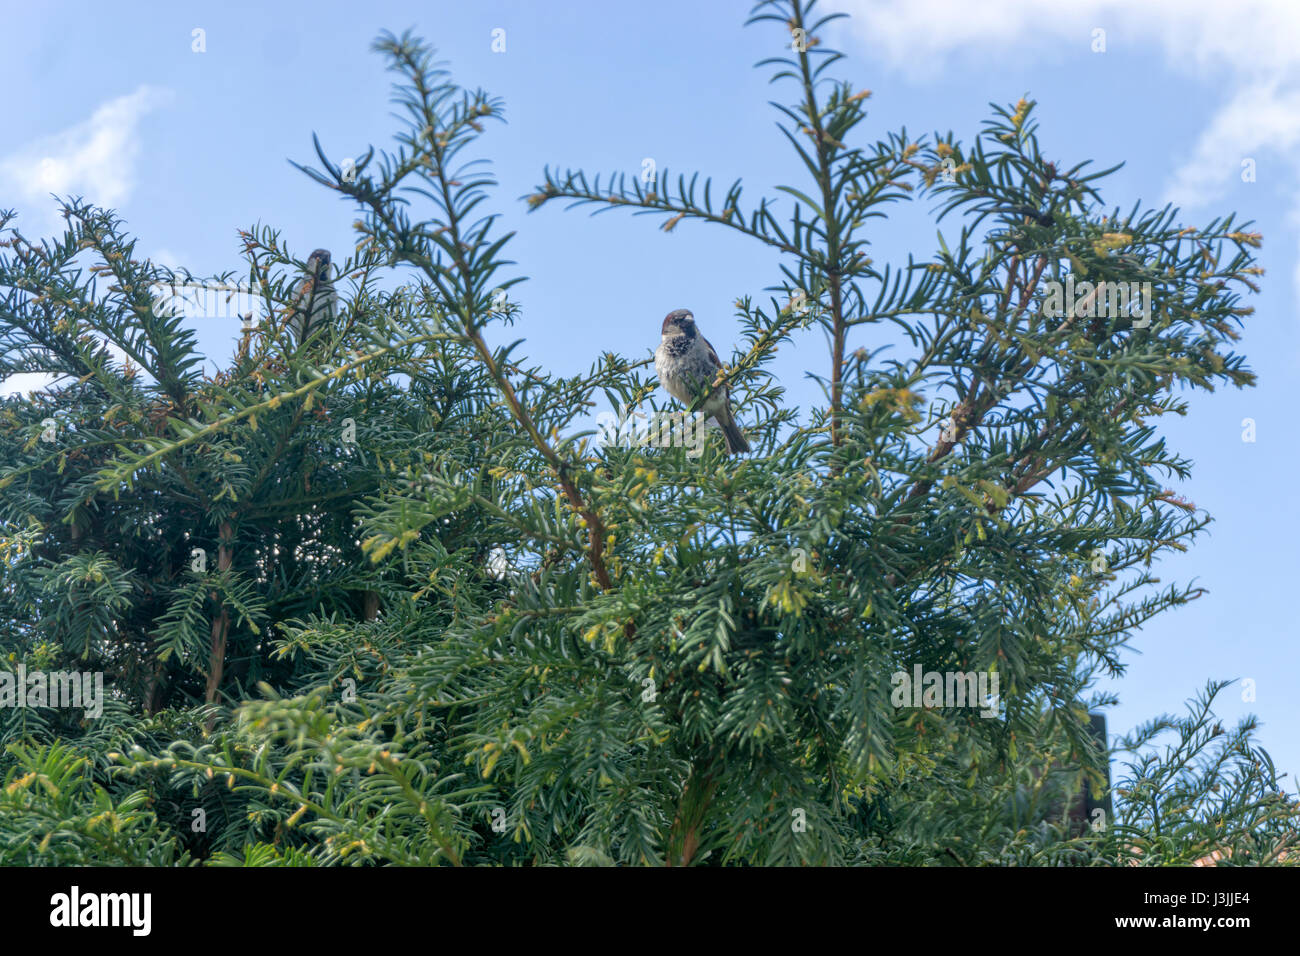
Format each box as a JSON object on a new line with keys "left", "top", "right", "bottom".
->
{"left": 0, "top": 0, "right": 1295, "bottom": 866}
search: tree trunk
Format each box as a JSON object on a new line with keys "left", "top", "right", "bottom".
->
{"left": 203, "top": 521, "right": 234, "bottom": 712}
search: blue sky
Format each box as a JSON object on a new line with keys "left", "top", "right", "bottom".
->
{"left": 3, "top": 0, "right": 1297, "bottom": 785}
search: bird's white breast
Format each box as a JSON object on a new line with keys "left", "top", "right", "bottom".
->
{"left": 655, "top": 341, "right": 692, "bottom": 404}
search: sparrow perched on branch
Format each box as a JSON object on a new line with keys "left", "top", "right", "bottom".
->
{"left": 286, "top": 248, "right": 337, "bottom": 348}
{"left": 654, "top": 308, "right": 750, "bottom": 454}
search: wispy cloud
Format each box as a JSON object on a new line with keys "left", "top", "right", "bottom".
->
{"left": 1, "top": 372, "right": 57, "bottom": 398}
{"left": 1162, "top": 81, "right": 1300, "bottom": 208}
{"left": 1, "top": 87, "right": 172, "bottom": 395}
{"left": 832, "top": 0, "right": 1300, "bottom": 80}
{"left": 833, "top": 0, "right": 1300, "bottom": 286}
{"left": 0, "top": 85, "right": 172, "bottom": 228}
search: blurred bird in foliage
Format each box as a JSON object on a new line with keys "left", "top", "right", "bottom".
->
{"left": 286, "top": 248, "right": 337, "bottom": 349}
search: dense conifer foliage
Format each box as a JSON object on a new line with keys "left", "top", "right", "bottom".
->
{"left": 1, "top": 2, "right": 1294, "bottom": 865}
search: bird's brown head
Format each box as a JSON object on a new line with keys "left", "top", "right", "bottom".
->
{"left": 662, "top": 309, "right": 695, "bottom": 338}
{"left": 307, "top": 249, "right": 332, "bottom": 280}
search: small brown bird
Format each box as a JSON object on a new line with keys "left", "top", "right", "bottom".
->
{"left": 286, "top": 248, "right": 337, "bottom": 348}
{"left": 654, "top": 308, "right": 750, "bottom": 454}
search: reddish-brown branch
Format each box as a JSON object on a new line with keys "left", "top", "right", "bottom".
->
{"left": 203, "top": 521, "right": 234, "bottom": 720}
{"left": 829, "top": 274, "right": 847, "bottom": 458}
{"left": 906, "top": 251, "right": 1052, "bottom": 504}
{"left": 403, "top": 98, "right": 622, "bottom": 611}
{"left": 465, "top": 327, "right": 615, "bottom": 595}
{"left": 666, "top": 761, "right": 719, "bottom": 867}
{"left": 791, "top": 1, "right": 848, "bottom": 465}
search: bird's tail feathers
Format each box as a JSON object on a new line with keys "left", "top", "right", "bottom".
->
{"left": 717, "top": 415, "right": 751, "bottom": 455}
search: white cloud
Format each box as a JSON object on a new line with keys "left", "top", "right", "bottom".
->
{"left": 150, "top": 248, "right": 188, "bottom": 271}
{"left": 0, "top": 372, "right": 57, "bottom": 398}
{"left": 1162, "top": 81, "right": 1300, "bottom": 209}
{"left": 832, "top": 0, "right": 1300, "bottom": 288}
{"left": 1, "top": 88, "right": 173, "bottom": 396}
{"left": 832, "top": 0, "right": 1300, "bottom": 80}
{"left": 0, "top": 85, "right": 172, "bottom": 230}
